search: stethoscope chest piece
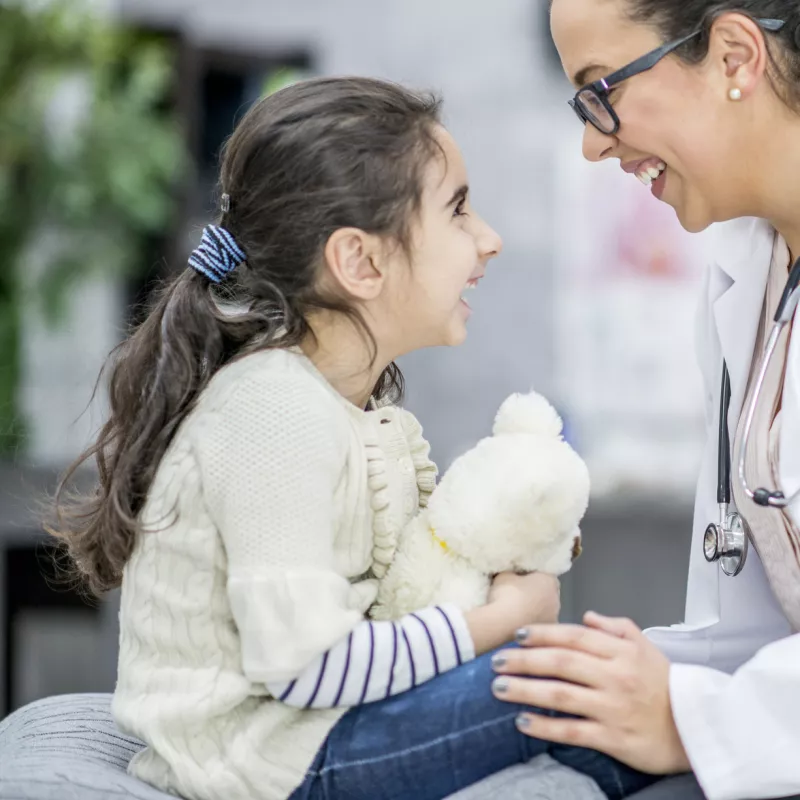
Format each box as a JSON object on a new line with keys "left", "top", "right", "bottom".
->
{"left": 704, "top": 511, "right": 750, "bottom": 577}
{"left": 704, "top": 362, "right": 751, "bottom": 577}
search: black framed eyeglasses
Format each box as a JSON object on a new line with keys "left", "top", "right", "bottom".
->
{"left": 569, "top": 17, "right": 785, "bottom": 135}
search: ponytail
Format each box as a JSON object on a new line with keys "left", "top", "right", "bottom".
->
{"left": 49, "top": 272, "right": 223, "bottom": 593}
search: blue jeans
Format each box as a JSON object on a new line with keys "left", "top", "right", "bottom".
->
{"left": 288, "top": 649, "right": 661, "bottom": 800}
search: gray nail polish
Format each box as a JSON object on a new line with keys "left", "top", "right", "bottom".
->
{"left": 515, "top": 627, "right": 529, "bottom": 644}
{"left": 492, "top": 677, "right": 510, "bottom": 695}
{"left": 516, "top": 713, "right": 530, "bottom": 730}
{"left": 491, "top": 653, "right": 507, "bottom": 670}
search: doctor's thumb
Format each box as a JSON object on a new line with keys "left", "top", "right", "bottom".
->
{"left": 583, "top": 611, "right": 641, "bottom": 640}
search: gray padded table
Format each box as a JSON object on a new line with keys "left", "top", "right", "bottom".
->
{"left": 0, "top": 694, "right": 173, "bottom": 800}
{"left": 1, "top": 694, "right": 604, "bottom": 800}
{"left": 3, "top": 692, "right": 785, "bottom": 800}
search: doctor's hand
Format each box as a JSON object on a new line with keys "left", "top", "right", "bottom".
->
{"left": 491, "top": 612, "right": 691, "bottom": 776}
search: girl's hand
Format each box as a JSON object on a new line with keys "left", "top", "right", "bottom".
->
{"left": 490, "top": 612, "right": 691, "bottom": 775}
{"left": 465, "top": 572, "right": 560, "bottom": 655}
{"left": 488, "top": 571, "right": 561, "bottom": 626}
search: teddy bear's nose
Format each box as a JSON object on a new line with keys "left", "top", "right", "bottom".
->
{"left": 571, "top": 535, "right": 583, "bottom": 561}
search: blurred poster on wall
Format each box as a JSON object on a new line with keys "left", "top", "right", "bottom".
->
{"left": 553, "top": 128, "right": 712, "bottom": 498}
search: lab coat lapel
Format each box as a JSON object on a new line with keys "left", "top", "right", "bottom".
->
{"left": 712, "top": 217, "right": 774, "bottom": 432}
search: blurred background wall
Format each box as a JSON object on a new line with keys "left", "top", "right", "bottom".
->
{"left": 0, "top": 0, "right": 707, "bottom": 716}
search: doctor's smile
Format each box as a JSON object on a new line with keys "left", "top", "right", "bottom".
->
{"left": 621, "top": 157, "right": 668, "bottom": 198}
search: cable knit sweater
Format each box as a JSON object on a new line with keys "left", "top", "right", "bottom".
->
{"left": 112, "top": 348, "right": 474, "bottom": 800}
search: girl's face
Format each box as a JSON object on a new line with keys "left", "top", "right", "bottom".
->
{"left": 550, "top": 0, "right": 774, "bottom": 233}
{"left": 379, "top": 126, "right": 503, "bottom": 354}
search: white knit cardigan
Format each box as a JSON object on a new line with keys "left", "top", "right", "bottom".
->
{"left": 112, "top": 348, "right": 439, "bottom": 800}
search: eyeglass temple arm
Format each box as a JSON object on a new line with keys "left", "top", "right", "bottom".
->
{"left": 598, "top": 31, "right": 698, "bottom": 89}
{"left": 597, "top": 18, "right": 785, "bottom": 91}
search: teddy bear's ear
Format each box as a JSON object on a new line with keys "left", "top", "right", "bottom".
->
{"left": 493, "top": 392, "right": 563, "bottom": 438}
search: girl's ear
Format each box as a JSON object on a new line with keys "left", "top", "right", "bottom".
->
{"left": 323, "top": 228, "right": 385, "bottom": 300}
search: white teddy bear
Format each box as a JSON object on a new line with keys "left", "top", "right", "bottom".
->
{"left": 370, "top": 392, "right": 591, "bottom": 620}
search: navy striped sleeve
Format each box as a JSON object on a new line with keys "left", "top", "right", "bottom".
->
{"left": 265, "top": 604, "right": 475, "bottom": 708}
{"left": 401, "top": 626, "right": 417, "bottom": 689}
{"left": 436, "top": 605, "right": 464, "bottom": 666}
{"left": 411, "top": 612, "right": 440, "bottom": 675}
{"left": 357, "top": 622, "right": 376, "bottom": 705}
{"left": 332, "top": 632, "right": 354, "bottom": 706}
{"left": 386, "top": 623, "right": 399, "bottom": 698}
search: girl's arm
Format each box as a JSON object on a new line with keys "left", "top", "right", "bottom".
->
{"left": 268, "top": 574, "right": 560, "bottom": 709}
{"left": 266, "top": 604, "right": 474, "bottom": 708}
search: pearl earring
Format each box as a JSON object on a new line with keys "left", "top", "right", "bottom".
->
{"left": 729, "top": 87, "right": 742, "bottom": 101}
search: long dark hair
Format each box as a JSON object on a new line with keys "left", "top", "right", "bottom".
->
{"left": 623, "top": 1, "right": 800, "bottom": 109}
{"left": 49, "top": 76, "right": 443, "bottom": 596}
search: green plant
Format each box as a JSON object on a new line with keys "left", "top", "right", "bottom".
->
{"left": 0, "top": 1, "right": 187, "bottom": 455}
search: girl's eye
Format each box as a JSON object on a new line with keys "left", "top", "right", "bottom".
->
{"left": 454, "top": 198, "right": 468, "bottom": 217}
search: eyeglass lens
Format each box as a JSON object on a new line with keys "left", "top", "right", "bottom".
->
{"left": 575, "top": 87, "right": 616, "bottom": 133}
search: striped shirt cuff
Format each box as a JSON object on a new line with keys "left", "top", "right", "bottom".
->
{"left": 267, "top": 604, "right": 475, "bottom": 709}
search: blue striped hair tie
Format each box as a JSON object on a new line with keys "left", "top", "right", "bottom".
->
{"left": 188, "top": 225, "right": 247, "bottom": 284}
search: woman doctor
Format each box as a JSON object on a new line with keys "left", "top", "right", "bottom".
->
{"left": 488, "top": 2, "right": 800, "bottom": 799}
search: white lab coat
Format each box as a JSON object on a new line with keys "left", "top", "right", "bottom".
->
{"left": 644, "top": 217, "right": 800, "bottom": 800}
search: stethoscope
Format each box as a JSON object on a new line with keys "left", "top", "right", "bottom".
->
{"left": 703, "top": 257, "right": 800, "bottom": 576}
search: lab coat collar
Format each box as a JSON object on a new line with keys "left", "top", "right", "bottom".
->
{"left": 711, "top": 217, "right": 774, "bottom": 430}
{"left": 713, "top": 217, "right": 774, "bottom": 283}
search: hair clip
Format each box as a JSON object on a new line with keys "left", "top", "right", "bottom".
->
{"left": 188, "top": 225, "right": 246, "bottom": 284}
{"left": 220, "top": 193, "right": 231, "bottom": 214}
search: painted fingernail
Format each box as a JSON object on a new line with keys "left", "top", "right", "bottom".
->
{"left": 515, "top": 627, "right": 529, "bottom": 644}
{"left": 492, "top": 677, "right": 510, "bottom": 695}
{"left": 491, "top": 653, "right": 507, "bottom": 670}
{"left": 516, "top": 713, "right": 531, "bottom": 730}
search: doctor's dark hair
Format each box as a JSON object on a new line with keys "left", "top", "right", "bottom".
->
{"left": 623, "top": 1, "right": 800, "bottom": 110}
{"left": 48, "top": 76, "right": 444, "bottom": 597}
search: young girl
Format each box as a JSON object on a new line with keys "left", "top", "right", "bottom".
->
{"left": 52, "top": 77, "right": 650, "bottom": 800}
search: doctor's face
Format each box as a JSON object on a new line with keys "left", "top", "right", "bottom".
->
{"left": 550, "top": 0, "right": 774, "bottom": 233}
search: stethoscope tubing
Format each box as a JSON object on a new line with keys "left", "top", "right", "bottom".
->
{"left": 736, "top": 257, "right": 800, "bottom": 510}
